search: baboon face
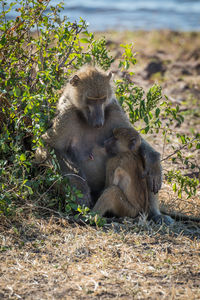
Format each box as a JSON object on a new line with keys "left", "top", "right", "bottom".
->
{"left": 104, "top": 128, "right": 141, "bottom": 155}
{"left": 69, "top": 67, "right": 113, "bottom": 128}
{"left": 84, "top": 95, "right": 107, "bottom": 128}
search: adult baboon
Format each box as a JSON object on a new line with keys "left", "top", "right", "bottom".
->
{"left": 93, "top": 128, "right": 149, "bottom": 218}
{"left": 41, "top": 65, "right": 173, "bottom": 224}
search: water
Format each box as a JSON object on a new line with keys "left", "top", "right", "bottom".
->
{"left": 3, "top": 0, "right": 200, "bottom": 31}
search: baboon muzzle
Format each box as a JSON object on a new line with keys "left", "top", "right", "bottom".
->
{"left": 90, "top": 105, "right": 104, "bottom": 128}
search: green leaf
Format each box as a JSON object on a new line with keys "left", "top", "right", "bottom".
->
{"left": 155, "top": 108, "right": 160, "bottom": 118}
{"left": 144, "top": 116, "right": 149, "bottom": 124}
{"left": 13, "top": 87, "right": 21, "bottom": 97}
{"left": 148, "top": 111, "right": 153, "bottom": 119}
{"left": 26, "top": 185, "right": 33, "bottom": 195}
{"left": 77, "top": 207, "right": 82, "bottom": 213}
{"left": 144, "top": 125, "right": 149, "bottom": 134}
{"left": 196, "top": 143, "right": 200, "bottom": 149}
{"left": 180, "top": 135, "right": 186, "bottom": 144}
{"left": 80, "top": 38, "right": 90, "bottom": 43}
{"left": 173, "top": 183, "right": 177, "bottom": 192}
{"left": 20, "top": 154, "right": 26, "bottom": 161}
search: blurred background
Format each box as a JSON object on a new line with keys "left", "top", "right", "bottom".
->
{"left": 5, "top": 0, "right": 200, "bottom": 31}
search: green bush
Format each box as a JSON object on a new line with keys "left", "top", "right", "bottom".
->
{"left": 0, "top": 0, "right": 199, "bottom": 222}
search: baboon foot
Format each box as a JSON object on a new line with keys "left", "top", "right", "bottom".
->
{"left": 151, "top": 214, "right": 174, "bottom": 226}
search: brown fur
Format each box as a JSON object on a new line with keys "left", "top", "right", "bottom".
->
{"left": 93, "top": 128, "right": 148, "bottom": 218}
{"left": 93, "top": 185, "right": 138, "bottom": 217}
{"left": 40, "top": 66, "right": 173, "bottom": 224}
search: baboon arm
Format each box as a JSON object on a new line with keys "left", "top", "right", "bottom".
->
{"left": 113, "top": 167, "right": 131, "bottom": 192}
{"left": 140, "top": 138, "right": 162, "bottom": 194}
{"left": 41, "top": 109, "right": 87, "bottom": 180}
{"left": 42, "top": 108, "right": 76, "bottom": 151}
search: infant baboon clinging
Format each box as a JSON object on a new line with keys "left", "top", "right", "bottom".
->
{"left": 93, "top": 128, "right": 149, "bottom": 218}
{"left": 41, "top": 65, "right": 173, "bottom": 224}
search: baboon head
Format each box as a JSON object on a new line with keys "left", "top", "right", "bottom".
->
{"left": 104, "top": 127, "right": 141, "bottom": 155}
{"left": 68, "top": 66, "right": 113, "bottom": 128}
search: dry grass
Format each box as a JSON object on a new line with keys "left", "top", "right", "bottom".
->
{"left": 0, "top": 212, "right": 200, "bottom": 300}
{"left": 0, "top": 30, "right": 200, "bottom": 299}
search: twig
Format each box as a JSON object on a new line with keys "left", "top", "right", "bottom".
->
{"left": 162, "top": 132, "right": 167, "bottom": 160}
{"left": 184, "top": 171, "right": 199, "bottom": 179}
{"left": 25, "top": 203, "right": 87, "bottom": 226}
{"left": 34, "top": 179, "right": 60, "bottom": 204}
{"left": 27, "top": 203, "right": 63, "bottom": 217}
{"left": 64, "top": 56, "right": 77, "bottom": 68}
{"left": 58, "top": 24, "right": 82, "bottom": 69}
{"left": 34, "top": 173, "right": 86, "bottom": 206}
{"left": 63, "top": 173, "right": 86, "bottom": 182}
{"left": 161, "top": 137, "right": 197, "bottom": 162}
{"left": 0, "top": 93, "right": 11, "bottom": 108}
{"left": 2, "top": 1, "right": 7, "bottom": 28}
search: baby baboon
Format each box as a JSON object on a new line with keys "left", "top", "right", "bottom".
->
{"left": 93, "top": 128, "right": 149, "bottom": 218}
{"left": 41, "top": 65, "right": 173, "bottom": 224}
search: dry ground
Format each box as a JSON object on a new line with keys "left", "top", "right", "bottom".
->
{"left": 0, "top": 215, "right": 200, "bottom": 300}
{"left": 0, "top": 30, "right": 200, "bottom": 299}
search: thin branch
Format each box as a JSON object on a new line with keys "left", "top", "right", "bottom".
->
{"left": 34, "top": 179, "right": 60, "bottom": 204}
{"left": 63, "top": 173, "right": 86, "bottom": 182}
{"left": 58, "top": 25, "right": 83, "bottom": 69}
{"left": 161, "top": 137, "right": 197, "bottom": 162}
{"left": 64, "top": 56, "right": 77, "bottom": 68}
{"left": 162, "top": 132, "right": 167, "bottom": 160}
{"left": 33, "top": 173, "right": 86, "bottom": 206}
{"left": 0, "top": 93, "right": 11, "bottom": 108}
{"left": 2, "top": 1, "right": 7, "bottom": 27}
{"left": 25, "top": 204, "right": 87, "bottom": 226}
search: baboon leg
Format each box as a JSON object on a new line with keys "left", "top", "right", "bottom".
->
{"left": 93, "top": 185, "right": 139, "bottom": 218}
{"left": 148, "top": 193, "right": 174, "bottom": 225}
{"left": 113, "top": 166, "right": 148, "bottom": 214}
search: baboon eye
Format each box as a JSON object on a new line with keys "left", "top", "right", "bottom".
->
{"left": 86, "top": 98, "right": 94, "bottom": 105}
{"left": 86, "top": 96, "right": 107, "bottom": 104}
{"left": 99, "top": 96, "right": 106, "bottom": 101}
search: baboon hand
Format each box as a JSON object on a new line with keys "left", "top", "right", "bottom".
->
{"left": 147, "top": 161, "right": 162, "bottom": 194}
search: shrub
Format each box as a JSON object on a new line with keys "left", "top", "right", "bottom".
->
{"left": 0, "top": 0, "right": 199, "bottom": 222}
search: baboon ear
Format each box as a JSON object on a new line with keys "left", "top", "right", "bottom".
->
{"left": 69, "top": 75, "right": 80, "bottom": 86}
{"left": 107, "top": 71, "right": 112, "bottom": 80}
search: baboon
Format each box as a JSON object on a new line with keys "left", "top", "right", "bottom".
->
{"left": 41, "top": 65, "right": 173, "bottom": 224}
{"left": 93, "top": 128, "right": 149, "bottom": 218}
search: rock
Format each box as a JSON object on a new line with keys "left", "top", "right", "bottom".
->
{"left": 143, "top": 60, "right": 166, "bottom": 79}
